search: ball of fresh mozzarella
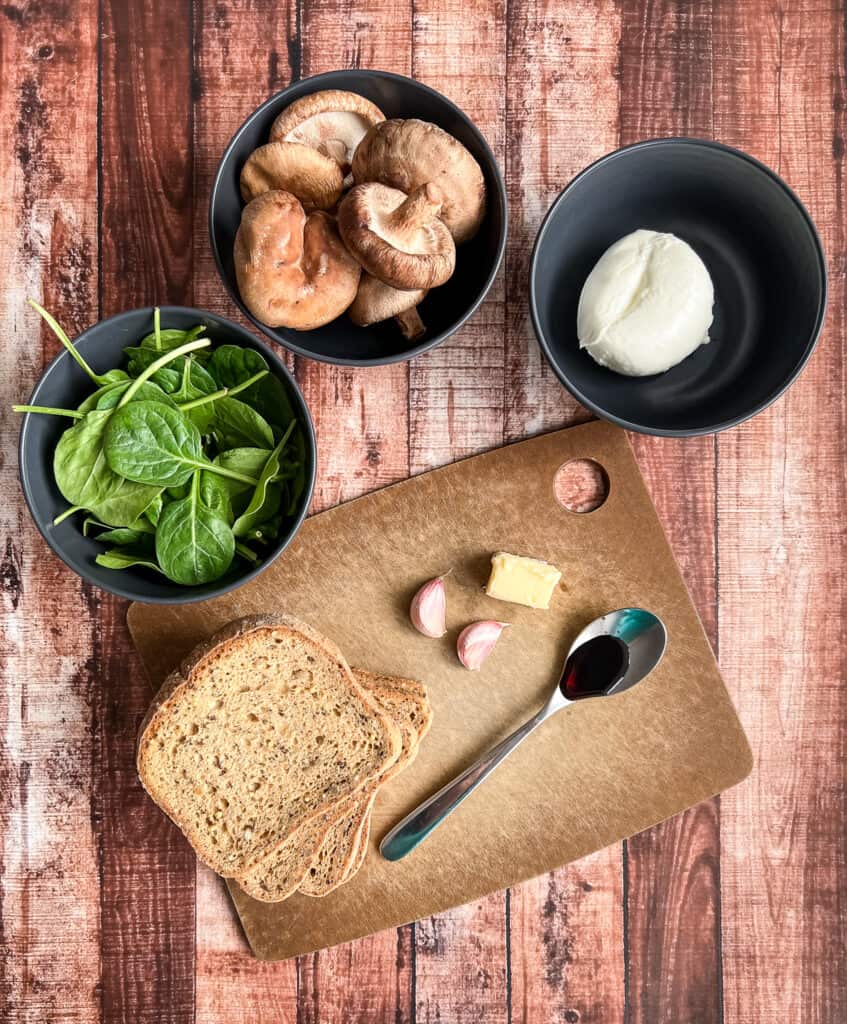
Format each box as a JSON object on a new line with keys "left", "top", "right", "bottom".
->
{"left": 577, "top": 229, "right": 715, "bottom": 377}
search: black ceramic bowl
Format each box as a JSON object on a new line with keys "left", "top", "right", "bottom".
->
{"left": 530, "top": 138, "right": 827, "bottom": 436}
{"left": 210, "top": 70, "right": 507, "bottom": 366}
{"left": 18, "top": 306, "right": 317, "bottom": 604}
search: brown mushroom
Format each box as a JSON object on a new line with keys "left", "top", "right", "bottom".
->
{"left": 234, "top": 190, "right": 361, "bottom": 330}
{"left": 270, "top": 90, "right": 385, "bottom": 182}
{"left": 352, "top": 118, "right": 486, "bottom": 243}
{"left": 240, "top": 141, "right": 343, "bottom": 210}
{"left": 348, "top": 274, "right": 427, "bottom": 340}
{"left": 338, "top": 182, "right": 456, "bottom": 290}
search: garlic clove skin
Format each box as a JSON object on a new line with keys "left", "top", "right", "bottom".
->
{"left": 410, "top": 576, "right": 447, "bottom": 638}
{"left": 457, "top": 620, "right": 509, "bottom": 670}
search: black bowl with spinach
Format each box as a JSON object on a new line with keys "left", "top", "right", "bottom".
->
{"left": 17, "top": 305, "right": 316, "bottom": 603}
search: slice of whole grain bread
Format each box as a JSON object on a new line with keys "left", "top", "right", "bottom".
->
{"left": 299, "top": 671, "right": 433, "bottom": 897}
{"left": 136, "top": 615, "right": 401, "bottom": 878}
{"left": 237, "top": 670, "right": 431, "bottom": 902}
{"left": 342, "top": 794, "right": 376, "bottom": 881}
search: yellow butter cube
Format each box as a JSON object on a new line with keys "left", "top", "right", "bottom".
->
{"left": 485, "top": 551, "right": 562, "bottom": 609}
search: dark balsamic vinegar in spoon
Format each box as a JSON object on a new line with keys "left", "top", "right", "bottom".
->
{"left": 560, "top": 634, "right": 630, "bottom": 700}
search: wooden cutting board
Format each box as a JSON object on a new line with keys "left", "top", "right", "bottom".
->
{"left": 127, "top": 420, "right": 752, "bottom": 961}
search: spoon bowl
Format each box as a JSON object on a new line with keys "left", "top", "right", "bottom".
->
{"left": 381, "top": 607, "right": 667, "bottom": 861}
{"left": 556, "top": 607, "right": 667, "bottom": 705}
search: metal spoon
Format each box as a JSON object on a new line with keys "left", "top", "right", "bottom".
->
{"left": 380, "top": 608, "right": 667, "bottom": 861}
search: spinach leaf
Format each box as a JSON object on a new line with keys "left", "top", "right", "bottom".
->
{"left": 170, "top": 357, "right": 204, "bottom": 403}
{"left": 96, "top": 548, "right": 165, "bottom": 574}
{"left": 96, "top": 524, "right": 156, "bottom": 545}
{"left": 234, "top": 483, "right": 281, "bottom": 538}
{"left": 170, "top": 357, "right": 221, "bottom": 432}
{"left": 126, "top": 347, "right": 217, "bottom": 396}
{"left": 207, "top": 345, "right": 267, "bottom": 390}
{"left": 104, "top": 402, "right": 260, "bottom": 489}
{"left": 155, "top": 473, "right": 235, "bottom": 584}
{"left": 95, "top": 380, "right": 177, "bottom": 410}
{"left": 135, "top": 322, "right": 205, "bottom": 354}
{"left": 143, "top": 492, "right": 164, "bottom": 526}
{"left": 104, "top": 402, "right": 205, "bottom": 487}
{"left": 199, "top": 472, "right": 234, "bottom": 526}
{"left": 115, "top": 338, "right": 212, "bottom": 410}
{"left": 232, "top": 423, "right": 295, "bottom": 537}
{"left": 83, "top": 513, "right": 153, "bottom": 536}
{"left": 206, "top": 345, "right": 293, "bottom": 428}
{"left": 213, "top": 396, "right": 274, "bottom": 448}
{"left": 54, "top": 410, "right": 162, "bottom": 527}
{"left": 241, "top": 518, "right": 282, "bottom": 543}
{"left": 82, "top": 515, "right": 109, "bottom": 536}
{"left": 146, "top": 366, "right": 180, "bottom": 393}
{"left": 167, "top": 481, "right": 191, "bottom": 501}
{"left": 77, "top": 381, "right": 126, "bottom": 414}
{"left": 212, "top": 448, "right": 271, "bottom": 495}
{"left": 287, "top": 425, "right": 308, "bottom": 514}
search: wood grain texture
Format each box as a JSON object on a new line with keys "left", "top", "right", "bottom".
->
{"left": 617, "top": 2, "right": 723, "bottom": 1022}
{"left": 0, "top": 4, "right": 101, "bottom": 1022}
{"left": 714, "top": 1, "right": 847, "bottom": 1021}
{"left": 503, "top": 3, "right": 627, "bottom": 1021}
{"left": 98, "top": 1, "right": 197, "bottom": 1021}
{"left": 510, "top": 849, "right": 625, "bottom": 1024}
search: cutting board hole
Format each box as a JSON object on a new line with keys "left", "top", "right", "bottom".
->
{"left": 554, "top": 459, "right": 609, "bottom": 513}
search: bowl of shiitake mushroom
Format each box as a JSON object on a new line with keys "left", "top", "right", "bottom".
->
{"left": 209, "top": 70, "right": 508, "bottom": 365}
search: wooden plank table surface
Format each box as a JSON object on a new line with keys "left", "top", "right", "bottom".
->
{"left": 1, "top": 1, "right": 844, "bottom": 1021}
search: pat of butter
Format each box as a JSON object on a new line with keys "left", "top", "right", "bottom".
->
{"left": 485, "top": 551, "right": 562, "bottom": 609}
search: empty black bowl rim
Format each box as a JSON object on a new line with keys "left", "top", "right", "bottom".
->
{"left": 18, "top": 305, "right": 318, "bottom": 604}
{"left": 529, "top": 136, "right": 828, "bottom": 437}
{"left": 209, "top": 68, "right": 509, "bottom": 367}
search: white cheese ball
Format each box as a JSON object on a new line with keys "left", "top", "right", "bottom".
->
{"left": 577, "top": 229, "right": 715, "bottom": 377}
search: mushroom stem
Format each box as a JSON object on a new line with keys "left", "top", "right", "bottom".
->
{"left": 387, "top": 183, "right": 444, "bottom": 233}
{"left": 395, "top": 306, "right": 426, "bottom": 341}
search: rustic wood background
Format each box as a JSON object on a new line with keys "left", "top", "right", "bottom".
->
{"left": 1, "top": 1, "right": 844, "bottom": 1021}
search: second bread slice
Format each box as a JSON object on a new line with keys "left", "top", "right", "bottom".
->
{"left": 239, "top": 671, "right": 432, "bottom": 902}
{"left": 299, "top": 671, "right": 433, "bottom": 897}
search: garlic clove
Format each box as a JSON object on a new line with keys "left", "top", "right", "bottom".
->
{"left": 457, "top": 620, "right": 509, "bottom": 670}
{"left": 410, "top": 576, "right": 447, "bottom": 638}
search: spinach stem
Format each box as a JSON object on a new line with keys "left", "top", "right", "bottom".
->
{"left": 117, "top": 338, "right": 211, "bottom": 409}
{"left": 28, "top": 299, "right": 102, "bottom": 385}
{"left": 226, "top": 369, "right": 269, "bottom": 398}
{"left": 53, "top": 505, "right": 84, "bottom": 525}
{"left": 176, "top": 369, "right": 268, "bottom": 411}
{"left": 178, "top": 387, "right": 228, "bottom": 411}
{"left": 192, "top": 460, "right": 258, "bottom": 486}
{"left": 277, "top": 419, "right": 297, "bottom": 449}
{"left": 235, "top": 542, "right": 259, "bottom": 563}
{"left": 153, "top": 307, "right": 162, "bottom": 351}
{"left": 13, "top": 404, "right": 84, "bottom": 419}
